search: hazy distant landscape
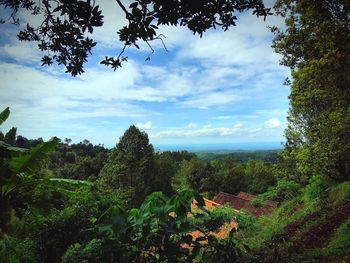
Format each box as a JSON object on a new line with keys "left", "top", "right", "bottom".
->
{"left": 156, "top": 142, "right": 283, "bottom": 152}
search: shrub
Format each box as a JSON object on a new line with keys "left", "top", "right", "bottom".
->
{"left": 235, "top": 211, "right": 255, "bottom": 230}
{"left": 252, "top": 179, "right": 301, "bottom": 206}
{"left": 201, "top": 205, "right": 235, "bottom": 232}
{"left": 303, "top": 175, "right": 332, "bottom": 206}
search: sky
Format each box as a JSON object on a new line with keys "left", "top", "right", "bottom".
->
{"left": 0, "top": 0, "right": 290, "bottom": 149}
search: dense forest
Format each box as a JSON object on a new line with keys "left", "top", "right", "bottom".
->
{"left": 1, "top": 0, "right": 350, "bottom": 262}
{"left": 195, "top": 150, "right": 281, "bottom": 163}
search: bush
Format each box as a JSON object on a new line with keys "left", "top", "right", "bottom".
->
{"left": 61, "top": 239, "right": 104, "bottom": 263}
{"left": 200, "top": 236, "right": 251, "bottom": 263}
{"left": 325, "top": 218, "right": 350, "bottom": 258}
{"left": 193, "top": 205, "right": 235, "bottom": 232}
{"left": 329, "top": 181, "right": 350, "bottom": 205}
{"left": 252, "top": 179, "right": 301, "bottom": 206}
{"left": 235, "top": 211, "right": 255, "bottom": 230}
{"left": 303, "top": 175, "right": 332, "bottom": 206}
{"left": 207, "top": 205, "right": 235, "bottom": 231}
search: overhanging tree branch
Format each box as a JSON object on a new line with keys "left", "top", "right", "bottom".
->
{"left": 0, "top": 0, "right": 272, "bottom": 76}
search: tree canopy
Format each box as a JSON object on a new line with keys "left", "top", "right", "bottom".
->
{"left": 272, "top": 0, "right": 350, "bottom": 182}
{"left": 0, "top": 0, "right": 271, "bottom": 76}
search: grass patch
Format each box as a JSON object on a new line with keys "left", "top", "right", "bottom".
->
{"left": 238, "top": 196, "right": 315, "bottom": 250}
{"left": 303, "top": 217, "right": 350, "bottom": 261}
{"left": 329, "top": 181, "right": 350, "bottom": 206}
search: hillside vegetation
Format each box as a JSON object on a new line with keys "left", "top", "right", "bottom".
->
{"left": 196, "top": 150, "right": 281, "bottom": 163}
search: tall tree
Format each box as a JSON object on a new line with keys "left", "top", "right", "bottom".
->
{"left": 273, "top": 0, "right": 350, "bottom": 182}
{"left": 98, "top": 125, "right": 155, "bottom": 206}
{"left": 245, "top": 160, "right": 275, "bottom": 194}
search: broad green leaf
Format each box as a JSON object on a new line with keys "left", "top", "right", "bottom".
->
{"left": 0, "top": 141, "right": 27, "bottom": 152}
{"left": 10, "top": 137, "right": 59, "bottom": 175}
{"left": 1, "top": 180, "right": 17, "bottom": 196}
{"left": 49, "top": 178, "right": 93, "bottom": 186}
{"left": 0, "top": 107, "right": 10, "bottom": 126}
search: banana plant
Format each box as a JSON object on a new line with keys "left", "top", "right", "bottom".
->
{"left": 0, "top": 107, "right": 91, "bottom": 235}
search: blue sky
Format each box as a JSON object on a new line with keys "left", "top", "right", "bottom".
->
{"left": 0, "top": 1, "right": 290, "bottom": 149}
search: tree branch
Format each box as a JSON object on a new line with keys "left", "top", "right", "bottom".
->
{"left": 115, "top": 0, "right": 131, "bottom": 18}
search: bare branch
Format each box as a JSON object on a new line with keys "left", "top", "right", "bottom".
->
{"left": 145, "top": 40, "right": 154, "bottom": 61}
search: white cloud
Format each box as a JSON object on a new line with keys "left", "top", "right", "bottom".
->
{"left": 0, "top": 42, "right": 40, "bottom": 63}
{"left": 177, "top": 12, "right": 284, "bottom": 67}
{"left": 187, "top": 122, "right": 197, "bottom": 128}
{"left": 136, "top": 121, "right": 152, "bottom": 130}
{"left": 154, "top": 123, "right": 245, "bottom": 138}
{"left": 264, "top": 118, "right": 282, "bottom": 128}
{"left": 211, "top": 116, "right": 234, "bottom": 120}
{"left": 0, "top": 4, "right": 290, "bottom": 145}
{"left": 0, "top": 62, "right": 154, "bottom": 139}
{"left": 92, "top": 1, "right": 130, "bottom": 48}
{"left": 0, "top": 7, "right": 289, "bottom": 110}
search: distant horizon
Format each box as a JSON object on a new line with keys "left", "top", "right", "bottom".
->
{"left": 153, "top": 141, "right": 284, "bottom": 152}
{"left": 9, "top": 131, "right": 284, "bottom": 151}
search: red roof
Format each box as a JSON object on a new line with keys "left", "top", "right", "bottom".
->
{"left": 237, "top": 192, "right": 255, "bottom": 201}
{"left": 237, "top": 191, "right": 277, "bottom": 208}
{"left": 213, "top": 192, "right": 277, "bottom": 217}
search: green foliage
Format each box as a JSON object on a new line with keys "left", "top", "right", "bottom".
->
{"left": 3, "top": 1, "right": 350, "bottom": 262}
{"left": 0, "top": 107, "right": 10, "bottom": 126}
{"left": 0, "top": 109, "right": 60, "bottom": 234}
{"left": 172, "top": 157, "right": 217, "bottom": 195}
{"left": 192, "top": 205, "right": 235, "bottom": 232}
{"left": 245, "top": 160, "right": 276, "bottom": 194}
{"left": 238, "top": 196, "right": 306, "bottom": 251}
{"left": 173, "top": 156, "right": 276, "bottom": 199}
{"left": 153, "top": 152, "right": 178, "bottom": 195}
{"left": 4, "top": 127, "right": 17, "bottom": 145}
{"left": 303, "top": 175, "right": 332, "bottom": 206}
{"left": 200, "top": 235, "right": 251, "bottom": 263}
{"left": 215, "top": 158, "right": 247, "bottom": 195}
{"left": 329, "top": 181, "right": 350, "bottom": 205}
{"left": 273, "top": 0, "right": 350, "bottom": 182}
{"left": 47, "top": 139, "right": 108, "bottom": 181}
{"left": 1, "top": 186, "right": 121, "bottom": 263}
{"left": 61, "top": 239, "right": 104, "bottom": 263}
{"left": 95, "top": 190, "right": 210, "bottom": 262}
{"left": 196, "top": 150, "right": 281, "bottom": 163}
{"left": 98, "top": 126, "right": 156, "bottom": 207}
{"left": 234, "top": 211, "right": 255, "bottom": 231}
{"left": 321, "top": 218, "right": 350, "bottom": 259}
{"left": 161, "top": 150, "right": 195, "bottom": 163}
{"left": 252, "top": 179, "right": 301, "bottom": 206}
{"left": 0, "top": 234, "right": 38, "bottom": 263}
{"left": 206, "top": 205, "right": 235, "bottom": 231}
{"left": 117, "top": 125, "right": 154, "bottom": 159}
{"left": 10, "top": 138, "right": 59, "bottom": 176}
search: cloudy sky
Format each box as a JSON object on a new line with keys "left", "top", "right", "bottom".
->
{"left": 0, "top": 0, "right": 290, "bottom": 149}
